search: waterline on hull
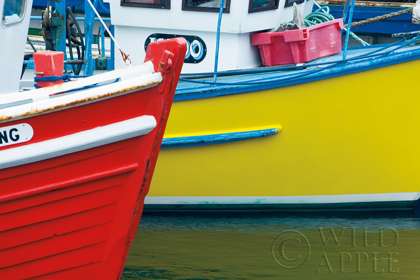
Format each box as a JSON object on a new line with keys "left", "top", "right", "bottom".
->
{"left": 144, "top": 193, "right": 420, "bottom": 210}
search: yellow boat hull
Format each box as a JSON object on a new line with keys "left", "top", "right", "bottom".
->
{"left": 147, "top": 58, "right": 420, "bottom": 209}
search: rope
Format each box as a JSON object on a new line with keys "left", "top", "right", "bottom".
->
{"left": 305, "top": 3, "right": 370, "bottom": 46}
{"left": 86, "top": 0, "right": 131, "bottom": 66}
{"left": 346, "top": 27, "right": 370, "bottom": 46}
{"left": 34, "top": 74, "right": 70, "bottom": 82}
{"left": 27, "top": 37, "right": 37, "bottom": 52}
{"left": 34, "top": 74, "right": 118, "bottom": 90}
{"left": 345, "top": 7, "right": 414, "bottom": 28}
{"left": 392, "top": 30, "right": 420, "bottom": 39}
{"left": 305, "top": 11, "right": 333, "bottom": 26}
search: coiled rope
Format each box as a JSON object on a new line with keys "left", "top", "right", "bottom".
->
{"left": 304, "top": 6, "right": 334, "bottom": 26}
{"left": 306, "top": 2, "right": 370, "bottom": 46}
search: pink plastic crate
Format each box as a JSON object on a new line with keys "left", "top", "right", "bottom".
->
{"left": 251, "top": 19, "right": 343, "bottom": 66}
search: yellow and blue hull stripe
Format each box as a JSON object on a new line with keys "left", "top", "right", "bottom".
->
{"left": 147, "top": 43, "right": 420, "bottom": 210}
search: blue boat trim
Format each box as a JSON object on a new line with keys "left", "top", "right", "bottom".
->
{"left": 173, "top": 43, "right": 420, "bottom": 102}
{"left": 161, "top": 128, "right": 279, "bottom": 149}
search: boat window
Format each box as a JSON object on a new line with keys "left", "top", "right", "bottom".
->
{"left": 120, "top": 0, "right": 171, "bottom": 9}
{"left": 2, "top": 0, "right": 26, "bottom": 25}
{"left": 284, "top": 0, "right": 305, "bottom": 7}
{"left": 248, "top": 0, "right": 279, "bottom": 13}
{"left": 182, "top": 0, "right": 231, "bottom": 13}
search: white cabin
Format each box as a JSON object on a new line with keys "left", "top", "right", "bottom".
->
{"left": 0, "top": 0, "right": 33, "bottom": 94}
{"left": 105, "top": 0, "right": 314, "bottom": 73}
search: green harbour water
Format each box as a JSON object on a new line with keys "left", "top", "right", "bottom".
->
{"left": 122, "top": 210, "right": 420, "bottom": 279}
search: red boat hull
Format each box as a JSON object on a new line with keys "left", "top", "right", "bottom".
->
{"left": 0, "top": 39, "right": 186, "bottom": 279}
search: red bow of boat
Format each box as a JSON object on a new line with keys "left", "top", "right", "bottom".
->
{"left": 0, "top": 37, "right": 187, "bottom": 279}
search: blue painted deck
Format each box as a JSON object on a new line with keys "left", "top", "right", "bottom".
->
{"left": 175, "top": 42, "right": 420, "bottom": 101}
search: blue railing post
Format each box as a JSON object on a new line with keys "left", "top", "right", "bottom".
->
{"left": 53, "top": 0, "right": 67, "bottom": 55}
{"left": 101, "top": 24, "right": 105, "bottom": 58}
{"left": 84, "top": 0, "right": 97, "bottom": 76}
{"left": 342, "top": 0, "right": 351, "bottom": 24}
{"left": 343, "top": 0, "right": 356, "bottom": 61}
{"left": 213, "top": 0, "right": 225, "bottom": 83}
{"left": 109, "top": 24, "right": 115, "bottom": 71}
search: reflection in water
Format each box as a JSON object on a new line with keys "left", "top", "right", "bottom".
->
{"left": 122, "top": 210, "right": 420, "bottom": 279}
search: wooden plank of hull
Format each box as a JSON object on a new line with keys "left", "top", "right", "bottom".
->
{"left": 0, "top": 139, "right": 144, "bottom": 279}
